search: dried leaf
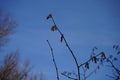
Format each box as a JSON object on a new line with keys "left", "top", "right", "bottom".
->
{"left": 93, "top": 56, "right": 97, "bottom": 63}
{"left": 46, "top": 14, "right": 52, "bottom": 20}
{"left": 101, "top": 52, "right": 106, "bottom": 59}
{"left": 85, "top": 62, "right": 89, "bottom": 69}
{"left": 51, "top": 25, "right": 57, "bottom": 31}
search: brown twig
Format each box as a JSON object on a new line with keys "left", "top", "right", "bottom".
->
{"left": 49, "top": 15, "right": 80, "bottom": 80}
{"left": 47, "top": 40, "right": 60, "bottom": 80}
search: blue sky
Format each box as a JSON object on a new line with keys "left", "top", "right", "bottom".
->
{"left": 0, "top": 0, "right": 120, "bottom": 80}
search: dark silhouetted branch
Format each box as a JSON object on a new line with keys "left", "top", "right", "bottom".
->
{"left": 0, "top": 11, "right": 16, "bottom": 48}
{"left": 79, "top": 52, "right": 102, "bottom": 67}
{"left": 61, "top": 73, "right": 77, "bottom": 80}
{"left": 81, "top": 66, "right": 87, "bottom": 80}
{"left": 47, "top": 14, "right": 80, "bottom": 80}
{"left": 107, "top": 59, "right": 120, "bottom": 76}
{"left": 47, "top": 40, "right": 60, "bottom": 80}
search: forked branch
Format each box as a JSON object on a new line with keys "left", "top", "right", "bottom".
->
{"left": 46, "top": 14, "right": 80, "bottom": 80}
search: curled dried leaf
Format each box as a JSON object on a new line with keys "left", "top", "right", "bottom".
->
{"left": 46, "top": 14, "right": 52, "bottom": 20}
{"left": 92, "top": 56, "right": 97, "bottom": 63}
{"left": 51, "top": 25, "right": 57, "bottom": 31}
{"left": 101, "top": 52, "right": 106, "bottom": 59}
{"left": 85, "top": 62, "right": 89, "bottom": 69}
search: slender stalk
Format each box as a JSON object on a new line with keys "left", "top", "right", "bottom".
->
{"left": 61, "top": 73, "right": 77, "bottom": 80}
{"left": 86, "top": 65, "right": 99, "bottom": 79}
{"left": 107, "top": 59, "right": 120, "bottom": 76}
{"left": 50, "top": 15, "right": 80, "bottom": 80}
{"left": 47, "top": 40, "right": 60, "bottom": 80}
{"left": 79, "top": 52, "right": 102, "bottom": 67}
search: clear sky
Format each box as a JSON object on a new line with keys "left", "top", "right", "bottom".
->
{"left": 0, "top": 0, "right": 120, "bottom": 80}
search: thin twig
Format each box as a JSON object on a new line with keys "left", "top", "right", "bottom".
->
{"left": 61, "top": 73, "right": 77, "bottom": 80}
{"left": 47, "top": 40, "right": 60, "bottom": 80}
{"left": 107, "top": 59, "right": 120, "bottom": 76}
{"left": 50, "top": 15, "right": 80, "bottom": 80}
{"left": 81, "top": 66, "right": 87, "bottom": 80}
{"left": 86, "top": 65, "right": 99, "bottom": 79}
{"left": 79, "top": 52, "right": 102, "bottom": 67}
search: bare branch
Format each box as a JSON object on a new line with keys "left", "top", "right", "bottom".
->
{"left": 47, "top": 40, "right": 60, "bottom": 80}
{"left": 107, "top": 59, "right": 120, "bottom": 76}
{"left": 0, "top": 11, "right": 16, "bottom": 48}
{"left": 61, "top": 73, "right": 77, "bottom": 80}
{"left": 47, "top": 14, "right": 80, "bottom": 80}
{"left": 79, "top": 52, "right": 102, "bottom": 67}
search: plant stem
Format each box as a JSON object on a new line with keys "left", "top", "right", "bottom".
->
{"left": 47, "top": 40, "right": 60, "bottom": 80}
